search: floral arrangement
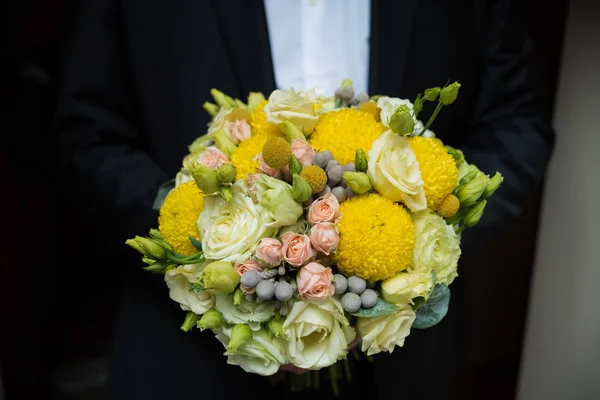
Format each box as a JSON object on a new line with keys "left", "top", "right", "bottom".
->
{"left": 126, "top": 80, "right": 502, "bottom": 385}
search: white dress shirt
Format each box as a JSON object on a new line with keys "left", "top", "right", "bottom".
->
{"left": 264, "top": 0, "right": 371, "bottom": 96}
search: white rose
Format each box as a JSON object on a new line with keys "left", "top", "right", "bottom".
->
{"left": 367, "top": 130, "right": 427, "bottom": 211}
{"left": 356, "top": 304, "right": 416, "bottom": 356}
{"left": 165, "top": 263, "right": 215, "bottom": 315}
{"left": 197, "top": 182, "right": 276, "bottom": 263}
{"left": 282, "top": 298, "right": 355, "bottom": 370}
{"left": 381, "top": 268, "right": 434, "bottom": 306}
{"left": 265, "top": 89, "right": 320, "bottom": 134}
{"left": 215, "top": 293, "right": 275, "bottom": 331}
{"left": 207, "top": 107, "right": 230, "bottom": 135}
{"left": 376, "top": 96, "right": 424, "bottom": 134}
{"left": 216, "top": 328, "right": 287, "bottom": 376}
{"left": 412, "top": 211, "right": 461, "bottom": 285}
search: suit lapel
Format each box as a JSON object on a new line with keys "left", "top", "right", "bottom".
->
{"left": 368, "top": 0, "right": 418, "bottom": 96}
{"left": 209, "top": 0, "right": 276, "bottom": 97}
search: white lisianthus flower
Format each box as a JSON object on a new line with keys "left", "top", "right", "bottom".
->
{"left": 216, "top": 328, "right": 287, "bottom": 376}
{"left": 367, "top": 131, "right": 427, "bottom": 211}
{"left": 356, "top": 304, "right": 416, "bottom": 356}
{"left": 207, "top": 107, "right": 231, "bottom": 135}
{"left": 197, "top": 182, "right": 276, "bottom": 263}
{"left": 175, "top": 170, "right": 194, "bottom": 187}
{"left": 165, "top": 263, "right": 215, "bottom": 315}
{"left": 381, "top": 268, "right": 434, "bottom": 306}
{"left": 282, "top": 298, "right": 355, "bottom": 370}
{"left": 265, "top": 89, "right": 320, "bottom": 134}
{"left": 412, "top": 211, "right": 461, "bottom": 285}
{"left": 376, "top": 97, "right": 424, "bottom": 134}
{"left": 215, "top": 294, "right": 275, "bottom": 331}
{"left": 249, "top": 174, "right": 303, "bottom": 228}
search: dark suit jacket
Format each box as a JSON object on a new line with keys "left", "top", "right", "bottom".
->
{"left": 53, "top": 0, "right": 554, "bottom": 399}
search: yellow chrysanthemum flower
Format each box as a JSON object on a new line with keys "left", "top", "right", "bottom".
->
{"left": 409, "top": 137, "right": 459, "bottom": 210}
{"left": 335, "top": 194, "right": 415, "bottom": 282}
{"left": 231, "top": 100, "right": 284, "bottom": 180}
{"left": 158, "top": 181, "right": 205, "bottom": 255}
{"left": 309, "top": 109, "right": 385, "bottom": 165}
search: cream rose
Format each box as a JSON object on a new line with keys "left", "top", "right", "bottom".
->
{"left": 216, "top": 328, "right": 287, "bottom": 376}
{"left": 306, "top": 193, "right": 340, "bottom": 225}
{"left": 412, "top": 211, "right": 461, "bottom": 285}
{"left": 356, "top": 304, "right": 416, "bottom": 356}
{"left": 367, "top": 130, "right": 427, "bottom": 211}
{"left": 282, "top": 298, "right": 355, "bottom": 369}
{"left": 381, "top": 268, "right": 434, "bottom": 306}
{"left": 164, "top": 263, "right": 215, "bottom": 315}
{"left": 309, "top": 222, "right": 339, "bottom": 255}
{"left": 197, "top": 182, "right": 276, "bottom": 263}
{"left": 265, "top": 89, "right": 320, "bottom": 134}
{"left": 296, "top": 262, "right": 335, "bottom": 300}
{"left": 281, "top": 232, "right": 316, "bottom": 267}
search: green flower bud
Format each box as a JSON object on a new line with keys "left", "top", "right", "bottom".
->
{"left": 189, "top": 163, "right": 222, "bottom": 194}
{"left": 389, "top": 104, "right": 415, "bottom": 136}
{"left": 228, "top": 324, "right": 252, "bottom": 352}
{"left": 413, "top": 94, "right": 423, "bottom": 118}
{"left": 149, "top": 228, "right": 163, "bottom": 240}
{"left": 141, "top": 257, "right": 155, "bottom": 265}
{"left": 217, "top": 164, "right": 236, "bottom": 183}
{"left": 233, "top": 288, "right": 244, "bottom": 306}
{"left": 188, "top": 134, "right": 210, "bottom": 154}
{"left": 247, "top": 92, "right": 266, "bottom": 113}
{"left": 280, "top": 120, "right": 306, "bottom": 142}
{"left": 234, "top": 99, "right": 247, "bottom": 110}
{"left": 125, "top": 236, "right": 166, "bottom": 259}
{"left": 210, "top": 88, "right": 236, "bottom": 109}
{"left": 291, "top": 174, "right": 312, "bottom": 203}
{"left": 289, "top": 155, "right": 302, "bottom": 175}
{"left": 458, "top": 164, "right": 480, "bottom": 186}
{"left": 199, "top": 261, "right": 240, "bottom": 294}
{"left": 210, "top": 129, "right": 237, "bottom": 157}
{"left": 203, "top": 101, "right": 220, "bottom": 117}
{"left": 483, "top": 172, "right": 503, "bottom": 199}
{"left": 424, "top": 87, "right": 441, "bottom": 102}
{"left": 180, "top": 311, "right": 199, "bottom": 332}
{"left": 197, "top": 309, "right": 223, "bottom": 332}
{"left": 219, "top": 185, "right": 233, "bottom": 201}
{"left": 463, "top": 199, "right": 487, "bottom": 228}
{"left": 341, "top": 78, "right": 354, "bottom": 88}
{"left": 143, "top": 260, "right": 176, "bottom": 274}
{"left": 445, "top": 146, "right": 466, "bottom": 168}
{"left": 343, "top": 172, "right": 373, "bottom": 195}
{"left": 355, "top": 149, "right": 368, "bottom": 172}
{"left": 267, "top": 314, "right": 285, "bottom": 338}
{"left": 456, "top": 174, "right": 488, "bottom": 207}
{"left": 439, "top": 82, "right": 461, "bottom": 106}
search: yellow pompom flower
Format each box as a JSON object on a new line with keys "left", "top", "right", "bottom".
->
{"left": 409, "top": 137, "right": 459, "bottom": 210}
{"left": 437, "top": 194, "right": 460, "bottom": 218}
{"left": 158, "top": 181, "right": 205, "bottom": 255}
{"left": 309, "top": 109, "right": 385, "bottom": 165}
{"left": 359, "top": 101, "right": 381, "bottom": 122}
{"left": 336, "top": 194, "right": 415, "bottom": 282}
{"left": 262, "top": 137, "right": 292, "bottom": 168}
{"left": 231, "top": 100, "right": 284, "bottom": 180}
{"left": 299, "top": 165, "right": 327, "bottom": 194}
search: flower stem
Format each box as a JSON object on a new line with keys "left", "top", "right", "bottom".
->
{"left": 421, "top": 101, "right": 444, "bottom": 134}
{"left": 329, "top": 365, "right": 339, "bottom": 397}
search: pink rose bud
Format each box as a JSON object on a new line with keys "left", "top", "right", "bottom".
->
{"left": 234, "top": 259, "right": 263, "bottom": 294}
{"left": 297, "top": 262, "right": 335, "bottom": 300}
{"left": 255, "top": 238, "right": 284, "bottom": 267}
{"left": 227, "top": 120, "right": 251, "bottom": 144}
{"left": 255, "top": 153, "right": 282, "bottom": 179}
{"left": 307, "top": 192, "right": 340, "bottom": 225}
{"left": 281, "top": 231, "right": 316, "bottom": 268}
{"left": 291, "top": 138, "right": 316, "bottom": 167}
{"left": 198, "top": 146, "right": 231, "bottom": 169}
{"left": 309, "top": 222, "right": 340, "bottom": 255}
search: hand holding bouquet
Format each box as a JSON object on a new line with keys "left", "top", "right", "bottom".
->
{"left": 127, "top": 80, "right": 502, "bottom": 380}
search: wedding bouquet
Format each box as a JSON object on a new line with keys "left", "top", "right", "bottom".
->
{"left": 126, "top": 80, "right": 502, "bottom": 381}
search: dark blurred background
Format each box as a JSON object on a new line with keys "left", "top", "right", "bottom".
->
{"left": 0, "top": 1, "right": 567, "bottom": 399}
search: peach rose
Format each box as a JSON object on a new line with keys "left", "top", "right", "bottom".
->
{"left": 255, "top": 153, "right": 282, "bottom": 179}
{"left": 281, "top": 231, "right": 316, "bottom": 268}
{"left": 291, "top": 139, "right": 315, "bottom": 167}
{"left": 296, "top": 262, "right": 335, "bottom": 300}
{"left": 255, "top": 238, "right": 283, "bottom": 267}
{"left": 309, "top": 222, "right": 339, "bottom": 255}
{"left": 307, "top": 193, "right": 340, "bottom": 225}
{"left": 234, "top": 258, "right": 264, "bottom": 294}
{"left": 227, "top": 120, "right": 251, "bottom": 144}
{"left": 198, "top": 146, "right": 230, "bottom": 169}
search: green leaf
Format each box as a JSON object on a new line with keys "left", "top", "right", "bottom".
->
{"left": 190, "top": 283, "right": 204, "bottom": 293}
{"left": 412, "top": 296, "right": 426, "bottom": 310}
{"left": 188, "top": 235, "right": 203, "bottom": 251}
{"left": 350, "top": 298, "right": 398, "bottom": 318}
{"left": 152, "top": 178, "right": 176, "bottom": 211}
{"left": 413, "top": 284, "right": 450, "bottom": 329}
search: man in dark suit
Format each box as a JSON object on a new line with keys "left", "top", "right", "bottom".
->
{"left": 53, "top": 1, "right": 554, "bottom": 399}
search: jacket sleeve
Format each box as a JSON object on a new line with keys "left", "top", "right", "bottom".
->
{"left": 460, "top": 0, "right": 555, "bottom": 250}
{"left": 53, "top": 0, "right": 167, "bottom": 250}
